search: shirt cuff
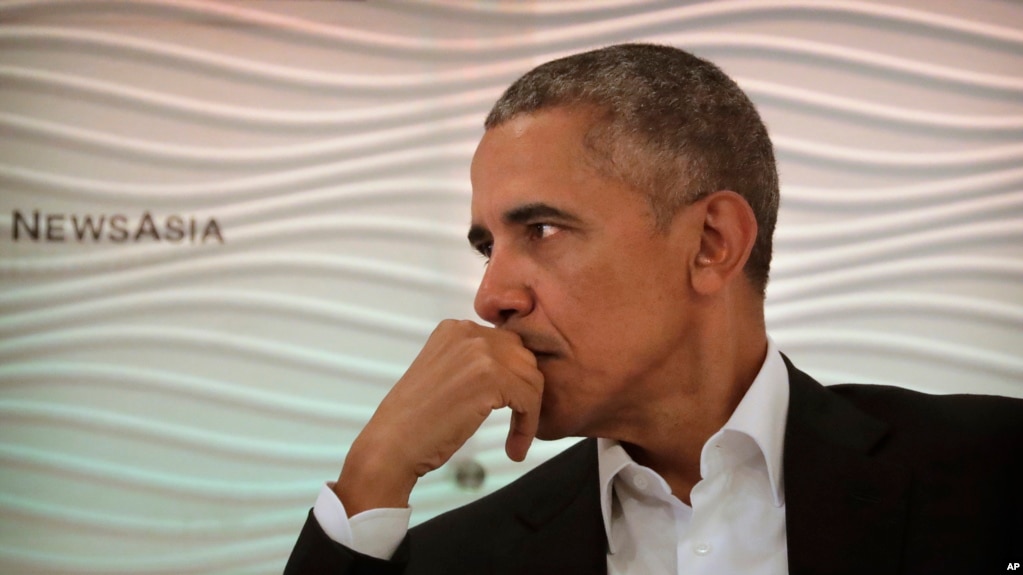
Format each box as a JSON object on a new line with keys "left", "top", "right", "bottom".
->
{"left": 312, "top": 482, "right": 412, "bottom": 560}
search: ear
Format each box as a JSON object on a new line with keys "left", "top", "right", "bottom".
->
{"left": 689, "top": 190, "right": 758, "bottom": 295}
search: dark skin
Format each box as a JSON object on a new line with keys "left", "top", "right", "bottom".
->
{"left": 335, "top": 106, "right": 766, "bottom": 515}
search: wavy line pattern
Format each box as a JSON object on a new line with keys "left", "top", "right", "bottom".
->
{"left": 1, "top": 0, "right": 1021, "bottom": 573}
{"left": 6, "top": 64, "right": 1022, "bottom": 134}
{"left": 0, "top": 111, "right": 483, "bottom": 168}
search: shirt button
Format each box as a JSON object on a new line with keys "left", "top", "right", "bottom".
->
{"left": 632, "top": 473, "right": 648, "bottom": 490}
{"left": 693, "top": 543, "right": 712, "bottom": 556}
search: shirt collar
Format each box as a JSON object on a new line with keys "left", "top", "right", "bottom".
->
{"left": 711, "top": 337, "right": 789, "bottom": 508}
{"left": 595, "top": 339, "right": 790, "bottom": 553}
{"left": 596, "top": 437, "right": 632, "bottom": 555}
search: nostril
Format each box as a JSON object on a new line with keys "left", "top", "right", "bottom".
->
{"left": 497, "top": 308, "right": 517, "bottom": 325}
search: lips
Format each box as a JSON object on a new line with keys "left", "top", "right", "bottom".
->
{"left": 531, "top": 351, "right": 556, "bottom": 361}
{"left": 522, "top": 344, "right": 557, "bottom": 362}
{"left": 509, "top": 328, "right": 561, "bottom": 361}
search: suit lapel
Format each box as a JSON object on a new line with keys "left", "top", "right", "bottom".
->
{"left": 495, "top": 439, "right": 607, "bottom": 575}
{"left": 783, "top": 358, "right": 911, "bottom": 575}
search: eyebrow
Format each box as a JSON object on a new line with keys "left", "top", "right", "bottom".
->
{"left": 467, "top": 202, "right": 582, "bottom": 247}
{"left": 505, "top": 202, "right": 582, "bottom": 226}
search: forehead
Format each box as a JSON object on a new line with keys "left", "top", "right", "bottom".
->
{"left": 469, "top": 108, "right": 605, "bottom": 222}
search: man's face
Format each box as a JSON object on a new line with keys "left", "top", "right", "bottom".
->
{"left": 469, "top": 107, "right": 704, "bottom": 442}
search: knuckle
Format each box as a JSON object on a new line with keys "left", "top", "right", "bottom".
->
{"left": 468, "top": 354, "right": 497, "bottom": 378}
{"left": 454, "top": 319, "right": 477, "bottom": 333}
{"left": 438, "top": 318, "right": 476, "bottom": 332}
{"left": 431, "top": 319, "right": 454, "bottom": 339}
{"left": 464, "top": 337, "right": 491, "bottom": 360}
{"left": 435, "top": 318, "right": 460, "bottom": 333}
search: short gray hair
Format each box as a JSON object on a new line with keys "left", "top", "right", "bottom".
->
{"left": 485, "top": 43, "right": 779, "bottom": 294}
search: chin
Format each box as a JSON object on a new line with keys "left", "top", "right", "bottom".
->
{"left": 534, "top": 407, "right": 583, "bottom": 442}
{"left": 534, "top": 427, "right": 565, "bottom": 442}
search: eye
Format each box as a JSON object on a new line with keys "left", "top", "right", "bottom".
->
{"left": 474, "top": 242, "right": 493, "bottom": 261}
{"left": 529, "top": 223, "right": 560, "bottom": 240}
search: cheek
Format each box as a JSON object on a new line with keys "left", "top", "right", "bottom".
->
{"left": 538, "top": 233, "right": 684, "bottom": 346}
{"left": 574, "top": 256, "right": 687, "bottom": 355}
{"left": 576, "top": 249, "right": 668, "bottom": 318}
{"left": 554, "top": 269, "right": 651, "bottom": 361}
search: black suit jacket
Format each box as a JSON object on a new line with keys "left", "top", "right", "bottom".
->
{"left": 286, "top": 359, "right": 1023, "bottom": 574}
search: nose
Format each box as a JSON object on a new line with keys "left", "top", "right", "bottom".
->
{"left": 473, "top": 250, "right": 534, "bottom": 326}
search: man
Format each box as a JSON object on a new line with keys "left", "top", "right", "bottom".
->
{"left": 286, "top": 44, "right": 1023, "bottom": 574}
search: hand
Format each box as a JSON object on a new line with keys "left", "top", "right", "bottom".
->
{"left": 334, "top": 319, "right": 544, "bottom": 515}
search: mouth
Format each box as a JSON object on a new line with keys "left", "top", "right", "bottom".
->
{"left": 513, "top": 330, "right": 562, "bottom": 363}
{"left": 529, "top": 350, "right": 557, "bottom": 362}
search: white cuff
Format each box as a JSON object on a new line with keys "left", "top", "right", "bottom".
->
{"left": 312, "top": 482, "right": 412, "bottom": 560}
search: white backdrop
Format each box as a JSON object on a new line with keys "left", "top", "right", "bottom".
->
{"left": 1, "top": 1, "right": 1021, "bottom": 573}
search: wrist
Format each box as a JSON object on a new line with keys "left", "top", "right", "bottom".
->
{"left": 334, "top": 440, "right": 418, "bottom": 516}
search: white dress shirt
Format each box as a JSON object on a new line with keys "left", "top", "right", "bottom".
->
{"left": 314, "top": 340, "right": 790, "bottom": 573}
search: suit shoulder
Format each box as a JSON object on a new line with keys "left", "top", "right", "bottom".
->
{"left": 827, "top": 383, "right": 1023, "bottom": 450}
{"left": 828, "top": 383, "right": 1023, "bottom": 422}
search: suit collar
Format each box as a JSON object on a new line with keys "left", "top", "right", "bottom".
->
{"left": 782, "top": 357, "right": 911, "bottom": 575}
{"left": 495, "top": 439, "right": 607, "bottom": 574}
{"left": 512, "top": 439, "right": 599, "bottom": 528}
